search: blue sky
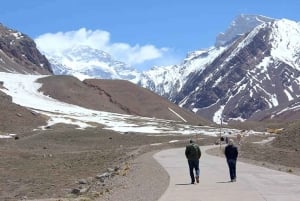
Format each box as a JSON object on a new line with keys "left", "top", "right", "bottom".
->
{"left": 1, "top": 0, "right": 300, "bottom": 71}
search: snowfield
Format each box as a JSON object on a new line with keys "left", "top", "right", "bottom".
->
{"left": 0, "top": 72, "right": 247, "bottom": 137}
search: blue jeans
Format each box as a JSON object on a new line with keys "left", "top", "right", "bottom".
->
{"left": 227, "top": 159, "right": 237, "bottom": 180}
{"left": 188, "top": 159, "right": 199, "bottom": 183}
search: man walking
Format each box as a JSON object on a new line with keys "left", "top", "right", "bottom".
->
{"left": 225, "top": 139, "right": 239, "bottom": 182}
{"left": 185, "top": 139, "right": 201, "bottom": 184}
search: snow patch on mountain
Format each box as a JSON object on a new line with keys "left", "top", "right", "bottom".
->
{"left": 165, "top": 17, "right": 300, "bottom": 123}
{"left": 269, "top": 19, "right": 300, "bottom": 70}
{"left": 43, "top": 45, "right": 139, "bottom": 80}
{"left": 215, "top": 14, "right": 274, "bottom": 47}
{"left": 0, "top": 72, "right": 241, "bottom": 135}
{"left": 134, "top": 46, "right": 227, "bottom": 98}
{"left": 134, "top": 15, "right": 274, "bottom": 103}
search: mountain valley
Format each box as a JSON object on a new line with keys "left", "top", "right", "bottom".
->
{"left": 0, "top": 14, "right": 300, "bottom": 201}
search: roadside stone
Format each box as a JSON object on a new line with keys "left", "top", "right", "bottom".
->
{"left": 71, "top": 188, "right": 80, "bottom": 195}
{"left": 16, "top": 113, "right": 22, "bottom": 117}
{"left": 78, "top": 179, "right": 88, "bottom": 184}
{"left": 114, "top": 166, "right": 120, "bottom": 171}
{"left": 79, "top": 187, "right": 89, "bottom": 194}
{"left": 31, "top": 111, "right": 38, "bottom": 116}
{"left": 96, "top": 172, "right": 112, "bottom": 182}
{"left": 107, "top": 167, "right": 114, "bottom": 172}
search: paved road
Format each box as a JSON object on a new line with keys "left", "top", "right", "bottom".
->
{"left": 153, "top": 146, "right": 300, "bottom": 201}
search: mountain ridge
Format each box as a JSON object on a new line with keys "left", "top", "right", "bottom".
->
{"left": 0, "top": 23, "right": 52, "bottom": 75}
{"left": 45, "top": 45, "right": 139, "bottom": 80}
{"left": 2, "top": 14, "right": 300, "bottom": 125}
{"left": 137, "top": 14, "right": 300, "bottom": 123}
{"left": 174, "top": 18, "right": 300, "bottom": 123}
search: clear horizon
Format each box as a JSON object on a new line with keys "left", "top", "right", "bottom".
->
{"left": 1, "top": 0, "right": 300, "bottom": 71}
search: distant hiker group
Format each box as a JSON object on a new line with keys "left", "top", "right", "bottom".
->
{"left": 185, "top": 137, "right": 239, "bottom": 184}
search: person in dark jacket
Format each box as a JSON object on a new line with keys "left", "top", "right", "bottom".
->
{"left": 224, "top": 139, "right": 239, "bottom": 182}
{"left": 185, "top": 139, "right": 201, "bottom": 184}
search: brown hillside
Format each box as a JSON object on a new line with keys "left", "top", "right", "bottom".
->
{"left": 0, "top": 91, "right": 47, "bottom": 134}
{"left": 84, "top": 79, "right": 209, "bottom": 125}
{"left": 272, "top": 120, "right": 300, "bottom": 151}
{"left": 37, "top": 75, "right": 209, "bottom": 125}
{"left": 37, "top": 75, "right": 126, "bottom": 114}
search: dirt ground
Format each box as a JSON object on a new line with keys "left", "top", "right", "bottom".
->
{"left": 0, "top": 125, "right": 216, "bottom": 201}
{"left": 1, "top": 123, "right": 300, "bottom": 201}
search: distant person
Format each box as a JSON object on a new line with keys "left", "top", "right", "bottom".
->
{"left": 185, "top": 139, "right": 201, "bottom": 184}
{"left": 225, "top": 136, "right": 229, "bottom": 144}
{"left": 237, "top": 133, "right": 242, "bottom": 145}
{"left": 224, "top": 139, "right": 238, "bottom": 182}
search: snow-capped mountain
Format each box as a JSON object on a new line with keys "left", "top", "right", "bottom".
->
{"left": 44, "top": 14, "right": 274, "bottom": 92}
{"left": 175, "top": 18, "right": 300, "bottom": 123}
{"left": 20, "top": 13, "right": 300, "bottom": 124}
{"left": 133, "top": 47, "right": 227, "bottom": 98}
{"left": 135, "top": 14, "right": 274, "bottom": 99}
{"left": 134, "top": 15, "right": 300, "bottom": 123}
{"left": 215, "top": 14, "right": 274, "bottom": 47}
{"left": 45, "top": 46, "right": 139, "bottom": 80}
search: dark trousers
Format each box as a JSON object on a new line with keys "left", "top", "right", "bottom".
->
{"left": 227, "top": 159, "right": 237, "bottom": 180}
{"left": 188, "top": 159, "right": 199, "bottom": 183}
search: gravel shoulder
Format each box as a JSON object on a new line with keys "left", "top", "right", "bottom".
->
{"left": 98, "top": 150, "right": 169, "bottom": 201}
{"left": 1, "top": 126, "right": 300, "bottom": 201}
{"left": 0, "top": 125, "right": 215, "bottom": 201}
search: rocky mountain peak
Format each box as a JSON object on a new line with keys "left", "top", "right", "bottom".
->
{"left": 0, "top": 23, "right": 52, "bottom": 74}
{"left": 174, "top": 17, "right": 300, "bottom": 123}
{"left": 64, "top": 45, "right": 112, "bottom": 62}
{"left": 134, "top": 16, "right": 300, "bottom": 124}
{"left": 215, "top": 14, "right": 275, "bottom": 47}
{"left": 45, "top": 45, "right": 138, "bottom": 80}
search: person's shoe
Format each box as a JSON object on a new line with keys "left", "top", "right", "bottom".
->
{"left": 191, "top": 181, "right": 195, "bottom": 184}
{"left": 196, "top": 176, "right": 199, "bottom": 183}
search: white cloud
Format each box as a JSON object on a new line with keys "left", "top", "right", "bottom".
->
{"left": 35, "top": 28, "right": 110, "bottom": 53}
{"left": 35, "top": 28, "right": 179, "bottom": 70}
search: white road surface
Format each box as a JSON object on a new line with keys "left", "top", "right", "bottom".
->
{"left": 154, "top": 146, "right": 300, "bottom": 201}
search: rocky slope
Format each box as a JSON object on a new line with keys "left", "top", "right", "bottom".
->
{"left": 0, "top": 23, "right": 52, "bottom": 75}
{"left": 175, "top": 19, "right": 300, "bottom": 123}
{"left": 0, "top": 89, "right": 47, "bottom": 133}
{"left": 135, "top": 15, "right": 300, "bottom": 124}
